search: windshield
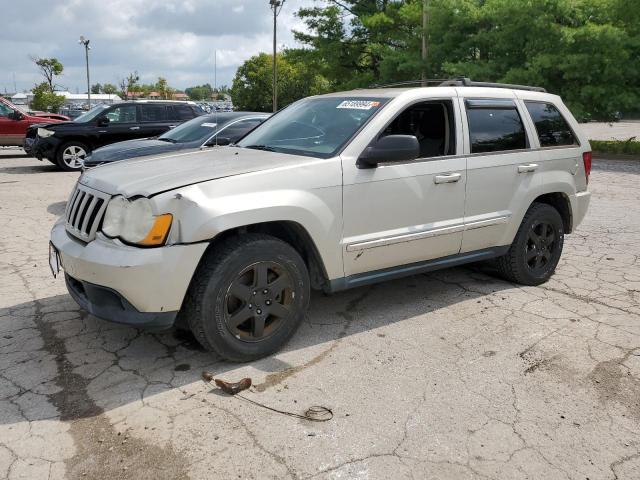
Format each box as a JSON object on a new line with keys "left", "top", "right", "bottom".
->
{"left": 159, "top": 116, "right": 221, "bottom": 143}
{"left": 237, "top": 96, "right": 388, "bottom": 158}
{"left": 74, "top": 104, "right": 109, "bottom": 123}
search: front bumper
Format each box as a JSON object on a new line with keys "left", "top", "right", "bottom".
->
{"left": 51, "top": 219, "right": 208, "bottom": 329}
{"left": 32, "top": 136, "right": 59, "bottom": 160}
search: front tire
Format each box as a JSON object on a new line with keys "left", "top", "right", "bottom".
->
{"left": 181, "top": 234, "right": 310, "bottom": 362}
{"left": 56, "top": 141, "right": 90, "bottom": 171}
{"left": 496, "top": 203, "right": 564, "bottom": 286}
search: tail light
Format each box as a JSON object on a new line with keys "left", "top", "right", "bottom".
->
{"left": 582, "top": 151, "right": 592, "bottom": 184}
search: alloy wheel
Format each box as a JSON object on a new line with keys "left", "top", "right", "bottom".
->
{"left": 223, "top": 261, "right": 294, "bottom": 342}
{"left": 62, "top": 145, "right": 87, "bottom": 169}
{"left": 525, "top": 221, "right": 557, "bottom": 273}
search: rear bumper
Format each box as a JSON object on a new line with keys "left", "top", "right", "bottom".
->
{"left": 572, "top": 191, "right": 591, "bottom": 230}
{"left": 50, "top": 218, "right": 208, "bottom": 328}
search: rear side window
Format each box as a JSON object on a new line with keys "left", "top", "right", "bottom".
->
{"left": 105, "top": 104, "right": 137, "bottom": 124}
{"left": 168, "top": 105, "right": 197, "bottom": 121}
{"left": 525, "top": 101, "right": 578, "bottom": 147}
{"left": 466, "top": 101, "right": 527, "bottom": 154}
{"left": 140, "top": 105, "right": 167, "bottom": 122}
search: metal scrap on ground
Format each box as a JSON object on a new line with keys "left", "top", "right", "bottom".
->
{"left": 202, "top": 372, "right": 333, "bottom": 422}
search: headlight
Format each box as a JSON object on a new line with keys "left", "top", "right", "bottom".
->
{"left": 102, "top": 196, "right": 173, "bottom": 246}
{"left": 37, "top": 128, "right": 55, "bottom": 138}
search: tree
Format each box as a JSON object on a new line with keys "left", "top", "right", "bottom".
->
{"left": 185, "top": 84, "right": 213, "bottom": 101}
{"left": 30, "top": 82, "right": 66, "bottom": 113}
{"left": 102, "top": 83, "right": 118, "bottom": 95}
{"left": 292, "top": 0, "right": 640, "bottom": 120}
{"left": 155, "top": 77, "right": 174, "bottom": 99}
{"left": 118, "top": 71, "right": 139, "bottom": 99}
{"left": 91, "top": 83, "right": 102, "bottom": 94}
{"left": 230, "top": 51, "right": 330, "bottom": 111}
{"left": 31, "top": 57, "right": 64, "bottom": 92}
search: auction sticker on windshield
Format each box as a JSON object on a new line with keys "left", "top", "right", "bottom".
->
{"left": 336, "top": 100, "right": 381, "bottom": 110}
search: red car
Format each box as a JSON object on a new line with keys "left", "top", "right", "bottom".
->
{"left": 0, "top": 96, "right": 69, "bottom": 149}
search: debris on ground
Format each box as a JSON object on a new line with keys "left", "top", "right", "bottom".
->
{"left": 202, "top": 372, "right": 333, "bottom": 422}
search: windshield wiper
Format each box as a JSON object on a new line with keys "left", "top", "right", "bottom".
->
{"left": 244, "top": 144, "right": 276, "bottom": 152}
{"left": 157, "top": 138, "right": 177, "bottom": 143}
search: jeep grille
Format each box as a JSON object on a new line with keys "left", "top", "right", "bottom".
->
{"left": 65, "top": 184, "right": 110, "bottom": 242}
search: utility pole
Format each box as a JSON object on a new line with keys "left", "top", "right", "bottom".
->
{"left": 269, "top": 0, "right": 285, "bottom": 112}
{"left": 421, "top": 0, "right": 429, "bottom": 86}
{"left": 79, "top": 36, "right": 91, "bottom": 108}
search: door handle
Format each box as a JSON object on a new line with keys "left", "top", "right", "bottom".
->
{"left": 168, "top": 125, "right": 177, "bottom": 129}
{"left": 518, "top": 163, "right": 538, "bottom": 173}
{"left": 434, "top": 173, "right": 462, "bottom": 184}
{"left": 129, "top": 126, "right": 140, "bottom": 131}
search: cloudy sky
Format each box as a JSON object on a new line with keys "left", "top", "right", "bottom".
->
{"left": 1, "top": 0, "right": 315, "bottom": 94}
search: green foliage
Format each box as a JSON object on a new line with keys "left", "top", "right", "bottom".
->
{"left": 230, "top": 50, "right": 331, "bottom": 111}
{"left": 591, "top": 139, "right": 640, "bottom": 156}
{"left": 30, "top": 82, "right": 66, "bottom": 113}
{"left": 185, "top": 84, "right": 213, "bottom": 101}
{"left": 292, "top": 0, "right": 640, "bottom": 120}
{"left": 31, "top": 57, "right": 64, "bottom": 92}
{"left": 91, "top": 83, "right": 101, "bottom": 94}
{"left": 102, "top": 83, "right": 118, "bottom": 95}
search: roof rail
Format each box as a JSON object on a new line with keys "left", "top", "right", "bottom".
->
{"left": 439, "top": 77, "right": 546, "bottom": 93}
{"left": 367, "top": 79, "right": 448, "bottom": 88}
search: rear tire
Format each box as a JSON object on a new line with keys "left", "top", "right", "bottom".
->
{"left": 181, "top": 234, "right": 310, "bottom": 362}
{"left": 496, "top": 203, "right": 564, "bottom": 286}
{"left": 56, "top": 141, "right": 90, "bottom": 171}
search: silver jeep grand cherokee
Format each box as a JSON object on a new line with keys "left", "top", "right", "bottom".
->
{"left": 50, "top": 79, "right": 591, "bottom": 361}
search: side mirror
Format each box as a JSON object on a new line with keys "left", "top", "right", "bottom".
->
{"left": 357, "top": 134, "right": 420, "bottom": 169}
{"left": 206, "top": 136, "right": 231, "bottom": 147}
{"left": 8, "top": 111, "right": 24, "bottom": 121}
{"left": 97, "top": 117, "right": 110, "bottom": 127}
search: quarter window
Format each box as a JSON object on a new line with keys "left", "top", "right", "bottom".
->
{"left": 168, "top": 105, "right": 196, "bottom": 121}
{"left": 218, "top": 119, "right": 264, "bottom": 142}
{"left": 466, "top": 102, "right": 527, "bottom": 154}
{"left": 525, "top": 101, "right": 577, "bottom": 147}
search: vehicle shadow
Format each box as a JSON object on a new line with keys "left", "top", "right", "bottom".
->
{"left": 0, "top": 264, "right": 514, "bottom": 426}
{"left": 0, "top": 164, "right": 61, "bottom": 174}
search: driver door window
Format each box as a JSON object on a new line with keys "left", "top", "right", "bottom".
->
{"left": 380, "top": 101, "right": 456, "bottom": 159}
{"left": 105, "top": 105, "right": 137, "bottom": 124}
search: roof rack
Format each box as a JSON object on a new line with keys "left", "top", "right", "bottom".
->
{"left": 439, "top": 77, "right": 546, "bottom": 93}
{"left": 367, "top": 77, "right": 546, "bottom": 93}
{"left": 367, "top": 79, "right": 448, "bottom": 88}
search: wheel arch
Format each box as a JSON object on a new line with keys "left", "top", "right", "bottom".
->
{"left": 200, "top": 220, "right": 330, "bottom": 291}
{"left": 532, "top": 192, "right": 573, "bottom": 233}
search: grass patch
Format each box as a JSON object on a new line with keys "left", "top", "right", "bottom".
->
{"left": 590, "top": 138, "right": 640, "bottom": 156}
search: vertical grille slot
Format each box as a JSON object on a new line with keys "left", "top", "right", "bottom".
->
{"left": 65, "top": 184, "right": 110, "bottom": 242}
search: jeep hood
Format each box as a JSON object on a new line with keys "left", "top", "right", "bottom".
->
{"left": 78, "top": 146, "right": 317, "bottom": 197}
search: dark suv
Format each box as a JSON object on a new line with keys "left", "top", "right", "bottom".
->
{"left": 29, "top": 101, "right": 203, "bottom": 171}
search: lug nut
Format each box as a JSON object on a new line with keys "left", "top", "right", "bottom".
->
{"left": 263, "top": 289, "right": 268, "bottom": 294}
{"left": 248, "top": 304, "right": 253, "bottom": 309}
{"left": 265, "top": 300, "right": 271, "bottom": 306}
{"left": 253, "top": 291, "right": 257, "bottom": 295}
{"left": 256, "top": 309, "right": 262, "bottom": 315}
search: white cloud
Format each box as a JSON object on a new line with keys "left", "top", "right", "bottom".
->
{"left": 0, "top": 0, "right": 316, "bottom": 93}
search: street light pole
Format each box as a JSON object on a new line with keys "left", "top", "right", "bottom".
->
{"left": 79, "top": 36, "right": 91, "bottom": 109}
{"left": 269, "top": 0, "right": 285, "bottom": 112}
